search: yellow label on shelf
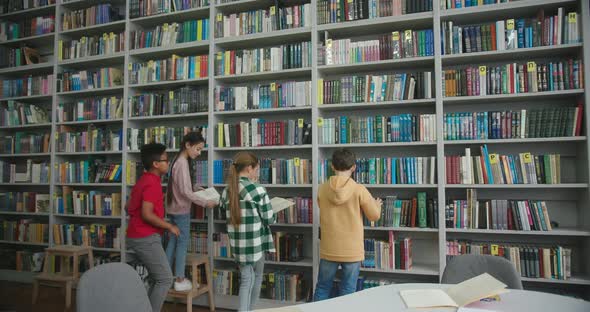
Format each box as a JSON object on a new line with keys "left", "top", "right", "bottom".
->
{"left": 348, "top": 0, "right": 353, "bottom": 3}
{"left": 128, "top": 63, "right": 132, "bottom": 70}
{"left": 269, "top": 273, "right": 274, "bottom": 283}
{"left": 270, "top": 83, "right": 276, "bottom": 91}
{"left": 491, "top": 244, "right": 499, "bottom": 256}
{"left": 216, "top": 53, "right": 222, "bottom": 60}
{"left": 163, "top": 23, "right": 169, "bottom": 31}
{"left": 522, "top": 152, "right": 532, "bottom": 164}
{"left": 489, "top": 153, "right": 499, "bottom": 165}
{"left": 294, "top": 157, "right": 300, "bottom": 166}
{"left": 392, "top": 31, "right": 400, "bottom": 41}
{"left": 169, "top": 91, "right": 174, "bottom": 100}
{"left": 568, "top": 12, "right": 577, "bottom": 23}
{"left": 404, "top": 30, "right": 412, "bottom": 40}
{"left": 298, "top": 118, "right": 304, "bottom": 128}
{"left": 103, "top": 33, "right": 108, "bottom": 40}
{"left": 148, "top": 60, "right": 154, "bottom": 68}
{"left": 216, "top": 13, "right": 222, "bottom": 22}
{"left": 506, "top": 19, "right": 515, "bottom": 30}
{"left": 527, "top": 61, "right": 536, "bottom": 72}
{"left": 270, "top": 6, "right": 276, "bottom": 15}
{"left": 318, "top": 117, "right": 324, "bottom": 127}
{"left": 111, "top": 96, "right": 116, "bottom": 102}
{"left": 109, "top": 32, "right": 115, "bottom": 40}
{"left": 81, "top": 36, "right": 86, "bottom": 43}
{"left": 479, "top": 66, "right": 486, "bottom": 76}
{"left": 326, "top": 38, "right": 332, "bottom": 48}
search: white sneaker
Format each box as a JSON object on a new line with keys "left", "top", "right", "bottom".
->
{"left": 174, "top": 279, "right": 193, "bottom": 292}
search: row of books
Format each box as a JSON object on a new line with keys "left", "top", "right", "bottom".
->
{"left": 0, "top": 16, "right": 55, "bottom": 40}
{"left": 0, "top": 192, "right": 50, "bottom": 213}
{"left": 446, "top": 191, "right": 553, "bottom": 231}
{"left": 213, "top": 158, "right": 312, "bottom": 185}
{"left": 215, "top": 41, "right": 312, "bottom": 76}
{"left": 317, "top": 0, "right": 433, "bottom": 24}
{"left": 353, "top": 277, "right": 394, "bottom": 292}
{"left": 0, "top": 220, "right": 48, "bottom": 243}
{"left": 318, "top": 72, "right": 433, "bottom": 105}
{"left": 57, "top": 161, "right": 122, "bottom": 184}
{"left": 266, "top": 232, "right": 304, "bottom": 263}
{"left": 129, "top": 86, "right": 208, "bottom": 117}
{"left": 53, "top": 224, "right": 120, "bottom": 249}
{"left": 0, "top": 46, "right": 43, "bottom": 68}
{"left": 56, "top": 127, "right": 122, "bottom": 153}
{"left": 191, "top": 160, "right": 208, "bottom": 186}
{"left": 362, "top": 232, "right": 412, "bottom": 270}
{"left": 364, "top": 193, "right": 439, "bottom": 228}
{"left": 446, "top": 146, "right": 561, "bottom": 185}
{"left": 442, "top": 59, "right": 584, "bottom": 97}
{"left": 130, "top": 19, "right": 209, "bottom": 50}
{"left": 0, "top": 74, "right": 54, "bottom": 99}
{"left": 0, "top": 133, "right": 50, "bottom": 154}
{"left": 42, "top": 253, "right": 120, "bottom": 275}
{"left": 9, "top": 250, "right": 45, "bottom": 272}
{"left": 61, "top": 4, "right": 123, "bottom": 31}
{"left": 58, "top": 68, "right": 123, "bottom": 92}
{"left": 0, "top": 0, "right": 55, "bottom": 14}
{"left": 129, "top": 0, "right": 209, "bottom": 19}
{"left": 441, "top": 0, "right": 509, "bottom": 10}
{"left": 58, "top": 32, "right": 125, "bottom": 61}
{"left": 54, "top": 188, "right": 122, "bottom": 217}
{"left": 214, "top": 3, "right": 311, "bottom": 38}
{"left": 129, "top": 55, "right": 208, "bottom": 84}
{"left": 216, "top": 119, "right": 312, "bottom": 148}
{"left": 0, "top": 160, "right": 49, "bottom": 183}
{"left": 212, "top": 232, "right": 230, "bottom": 258}
{"left": 214, "top": 81, "right": 311, "bottom": 111}
{"left": 57, "top": 97, "right": 123, "bottom": 123}
{"left": 275, "top": 197, "right": 313, "bottom": 225}
{"left": 318, "top": 114, "right": 437, "bottom": 144}
{"left": 0, "top": 102, "right": 49, "bottom": 127}
{"left": 321, "top": 29, "right": 434, "bottom": 66}
{"left": 186, "top": 228, "right": 208, "bottom": 255}
{"left": 213, "top": 269, "right": 309, "bottom": 302}
{"left": 447, "top": 241, "right": 571, "bottom": 280}
{"left": 442, "top": 9, "right": 581, "bottom": 55}
{"left": 319, "top": 157, "right": 437, "bottom": 185}
{"left": 127, "top": 126, "right": 207, "bottom": 151}
{"left": 443, "top": 106, "right": 584, "bottom": 140}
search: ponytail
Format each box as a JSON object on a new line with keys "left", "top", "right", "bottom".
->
{"left": 227, "top": 151, "right": 258, "bottom": 227}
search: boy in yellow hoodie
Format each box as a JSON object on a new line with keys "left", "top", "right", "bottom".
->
{"left": 314, "top": 149, "right": 382, "bottom": 301}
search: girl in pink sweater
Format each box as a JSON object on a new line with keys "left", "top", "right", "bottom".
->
{"left": 165, "top": 131, "right": 217, "bottom": 291}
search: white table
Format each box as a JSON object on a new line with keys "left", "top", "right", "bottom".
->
{"left": 257, "top": 283, "right": 590, "bottom": 312}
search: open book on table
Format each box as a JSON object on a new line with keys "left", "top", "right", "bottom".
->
{"left": 400, "top": 273, "right": 508, "bottom": 308}
{"left": 194, "top": 187, "right": 220, "bottom": 203}
{"left": 270, "top": 197, "right": 295, "bottom": 214}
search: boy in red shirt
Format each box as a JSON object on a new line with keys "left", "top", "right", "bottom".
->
{"left": 126, "top": 143, "right": 179, "bottom": 311}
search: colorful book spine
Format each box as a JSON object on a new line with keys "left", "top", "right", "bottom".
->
{"left": 215, "top": 81, "right": 311, "bottom": 111}
{"left": 130, "top": 19, "right": 209, "bottom": 50}
{"left": 129, "top": 55, "right": 209, "bottom": 84}
{"left": 214, "top": 158, "right": 312, "bottom": 185}
{"left": 127, "top": 126, "right": 208, "bottom": 150}
{"left": 317, "top": 0, "right": 433, "bottom": 25}
{"left": 217, "top": 119, "right": 311, "bottom": 147}
{"left": 129, "top": 86, "right": 208, "bottom": 117}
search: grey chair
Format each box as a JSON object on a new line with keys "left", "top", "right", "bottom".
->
{"left": 77, "top": 262, "right": 152, "bottom": 312}
{"left": 442, "top": 254, "right": 523, "bottom": 289}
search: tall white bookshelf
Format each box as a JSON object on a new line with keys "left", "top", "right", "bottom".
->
{"left": 0, "top": 0, "right": 588, "bottom": 308}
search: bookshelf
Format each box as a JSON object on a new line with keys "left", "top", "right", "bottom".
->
{"left": 0, "top": 0, "right": 588, "bottom": 306}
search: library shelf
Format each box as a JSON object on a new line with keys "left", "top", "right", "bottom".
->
{"left": 55, "top": 151, "right": 123, "bottom": 156}
{"left": 0, "top": 212, "right": 49, "bottom": 217}
{"left": 0, "top": 123, "right": 52, "bottom": 130}
{"left": 57, "top": 119, "right": 124, "bottom": 126}
{"left": 317, "top": 99, "right": 436, "bottom": 111}
{"left": 318, "top": 56, "right": 434, "bottom": 76}
{"left": 214, "top": 68, "right": 312, "bottom": 83}
{"left": 54, "top": 183, "right": 122, "bottom": 187}
{"left": 128, "top": 41, "right": 210, "bottom": 58}
{"left": 440, "top": 0, "right": 578, "bottom": 23}
{"left": 0, "top": 183, "right": 49, "bottom": 186}
{"left": 0, "top": 153, "right": 51, "bottom": 158}
{"left": 0, "top": 95, "right": 52, "bottom": 102}
{"left": 317, "top": 11, "right": 433, "bottom": 36}
{"left": 128, "top": 112, "right": 208, "bottom": 121}
{"left": 446, "top": 184, "right": 589, "bottom": 189}
{"left": 364, "top": 227, "right": 439, "bottom": 233}
{"left": 359, "top": 264, "right": 439, "bottom": 276}
{"left": 128, "top": 78, "right": 208, "bottom": 89}
{"left": 0, "top": 240, "right": 48, "bottom": 247}
{"left": 215, "top": 27, "right": 312, "bottom": 49}
{"left": 215, "top": 145, "right": 312, "bottom": 151}
{"left": 0, "top": 33, "right": 54, "bottom": 46}
{"left": 0, "top": 4, "right": 56, "bottom": 19}
{"left": 56, "top": 86, "right": 125, "bottom": 97}
{"left": 319, "top": 142, "right": 436, "bottom": 148}
{"left": 59, "top": 20, "right": 126, "bottom": 37}
{"left": 58, "top": 52, "right": 125, "bottom": 67}
{"left": 444, "top": 137, "right": 587, "bottom": 145}
{"left": 130, "top": 6, "right": 210, "bottom": 26}
{"left": 53, "top": 214, "right": 122, "bottom": 220}
{"left": 442, "top": 89, "right": 585, "bottom": 105}
{"left": 215, "top": 106, "right": 311, "bottom": 116}
{"left": 446, "top": 228, "right": 590, "bottom": 237}
{"left": 0, "top": 63, "right": 54, "bottom": 75}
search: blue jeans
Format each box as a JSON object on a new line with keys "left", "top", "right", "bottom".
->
{"left": 314, "top": 259, "right": 361, "bottom": 301}
{"left": 238, "top": 258, "right": 264, "bottom": 312}
{"left": 165, "top": 213, "right": 191, "bottom": 278}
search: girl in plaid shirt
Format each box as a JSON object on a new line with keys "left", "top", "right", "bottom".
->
{"left": 219, "top": 151, "right": 276, "bottom": 312}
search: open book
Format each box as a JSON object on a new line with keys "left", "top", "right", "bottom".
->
{"left": 270, "top": 197, "right": 295, "bottom": 214}
{"left": 194, "top": 187, "right": 220, "bottom": 203}
{"left": 400, "top": 273, "right": 508, "bottom": 308}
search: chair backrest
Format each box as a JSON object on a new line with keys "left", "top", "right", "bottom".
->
{"left": 77, "top": 262, "right": 152, "bottom": 312}
{"left": 441, "top": 254, "right": 523, "bottom": 289}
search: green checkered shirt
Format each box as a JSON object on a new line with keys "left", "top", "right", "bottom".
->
{"left": 221, "top": 177, "right": 276, "bottom": 265}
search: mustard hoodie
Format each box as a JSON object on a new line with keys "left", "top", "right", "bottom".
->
{"left": 318, "top": 176, "right": 382, "bottom": 262}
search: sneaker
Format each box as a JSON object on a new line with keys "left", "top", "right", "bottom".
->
{"left": 174, "top": 279, "right": 193, "bottom": 292}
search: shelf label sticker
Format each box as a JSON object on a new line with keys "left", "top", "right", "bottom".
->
{"left": 294, "top": 157, "right": 300, "bottom": 166}
{"left": 479, "top": 66, "right": 486, "bottom": 76}
{"left": 169, "top": 91, "right": 174, "bottom": 100}
{"left": 506, "top": 19, "right": 515, "bottom": 30}
{"left": 270, "top": 6, "right": 276, "bottom": 15}
{"left": 527, "top": 61, "right": 536, "bottom": 72}
{"left": 298, "top": 118, "right": 304, "bottom": 128}
{"left": 217, "top": 14, "right": 223, "bottom": 22}
{"left": 568, "top": 12, "right": 577, "bottom": 23}
{"left": 489, "top": 153, "right": 499, "bottom": 165}
{"left": 392, "top": 31, "right": 400, "bottom": 41}
{"left": 163, "top": 23, "right": 169, "bottom": 31}
{"left": 404, "top": 30, "right": 412, "bottom": 40}
{"left": 491, "top": 244, "right": 499, "bottom": 256}
{"left": 270, "top": 82, "right": 276, "bottom": 91}
{"left": 318, "top": 117, "right": 324, "bottom": 127}
{"left": 128, "top": 63, "right": 132, "bottom": 71}
{"left": 326, "top": 39, "right": 332, "bottom": 49}
{"left": 522, "top": 152, "right": 533, "bottom": 164}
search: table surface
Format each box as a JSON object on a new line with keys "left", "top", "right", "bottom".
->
{"left": 257, "top": 283, "right": 590, "bottom": 312}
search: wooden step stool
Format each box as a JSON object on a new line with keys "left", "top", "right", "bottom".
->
{"left": 168, "top": 253, "right": 215, "bottom": 312}
{"left": 32, "top": 246, "right": 94, "bottom": 310}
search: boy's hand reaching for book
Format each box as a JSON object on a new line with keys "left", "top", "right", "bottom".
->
{"left": 375, "top": 198, "right": 383, "bottom": 207}
{"left": 205, "top": 201, "right": 218, "bottom": 209}
{"left": 168, "top": 224, "right": 180, "bottom": 237}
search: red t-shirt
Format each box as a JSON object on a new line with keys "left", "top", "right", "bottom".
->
{"left": 126, "top": 172, "right": 165, "bottom": 238}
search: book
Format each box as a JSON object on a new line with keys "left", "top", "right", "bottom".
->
{"left": 58, "top": 32, "right": 125, "bottom": 61}
{"left": 0, "top": 74, "right": 53, "bottom": 98}
{"left": 400, "top": 273, "right": 507, "bottom": 308}
{"left": 128, "top": 126, "right": 208, "bottom": 151}
{"left": 215, "top": 81, "right": 311, "bottom": 111}
{"left": 129, "top": 0, "right": 209, "bottom": 19}
{"left": 270, "top": 197, "right": 295, "bottom": 214}
{"left": 266, "top": 232, "right": 304, "bottom": 262}
{"left": 53, "top": 224, "right": 121, "bottom": 249}
{"left": 217, "top": 119, "right": 311, "bottom": 147}
{"left": 362, "top": 232, "right": 412, "bottom": 270}
{"left": 129, "top": 86, "right": 208, "bottom": 117}
{"left": 317, "top": 0, "right": 433, "bottom": 25}
{"left": 61, "top": 4, "right": 122, "bottom": 30}
{"left": 0, "top": 15, "right": 54, "bottom": 40}
{"left": 57, "top": 97, "right": 122, "bottom": 122}
{"left": 130, "top": 19, "right": 209, "bottom": 50}
{"left": 214, "top": 158, "right": 311, "bottom": 185}
{"left": 129, "top": 54, "right": 208, "bottom": 84}
{"left": 58, "top": 68, "right": 123, "bottom": 92}
{"left": 57, "top": 126, "right": 122, "bottom": 152}
{"left": 0, "top": 132, "right": 50, "bottom": 154}
{"left": 0, "top": 219, "right": 48, "bottom": 243}
{"left": 194, "top": 187, "right": 220, "bottom": 203}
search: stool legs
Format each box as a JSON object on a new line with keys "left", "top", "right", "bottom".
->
{"left": 31, "top": 280, "right": 39, "bottom": 304}
{"left": 205, "top": 261, "right": 215, "bottom": 312}
{"left": 65, "top": 280, "right": 72, "bottom": 310}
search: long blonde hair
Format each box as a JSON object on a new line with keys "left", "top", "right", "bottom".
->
{"left": 227, "top": 151, "right": 259, "bottom": 227}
